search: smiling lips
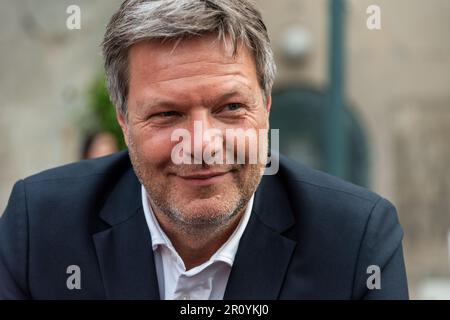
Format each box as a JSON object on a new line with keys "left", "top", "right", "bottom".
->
{"left": 177, "top": 170, "right": 231, "bottom": 186}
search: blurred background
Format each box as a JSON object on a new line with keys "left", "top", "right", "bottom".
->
{"left": 1, "top": 0, "right": 449, "bottom": 299}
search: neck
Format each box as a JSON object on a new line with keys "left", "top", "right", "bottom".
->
{"left": 152, "top": 206, "right": 246, "bottom": 270}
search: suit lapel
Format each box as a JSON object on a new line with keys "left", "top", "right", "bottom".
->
{"left": 93, "top": 167, "right": 160, "bottom": 299}
{"left": 224, "top": 175, "right": 297, "bottom": 299}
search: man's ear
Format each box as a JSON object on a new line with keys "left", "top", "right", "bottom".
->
{"left": 116, "top": 111, "right": 129, "bottom": 147}
{"left": 265, "top": 94, "right": 272, "bottom": 114}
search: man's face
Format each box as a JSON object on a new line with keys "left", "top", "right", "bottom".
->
{"left": 118, "top": 34, "right": 271, "bottom": 232}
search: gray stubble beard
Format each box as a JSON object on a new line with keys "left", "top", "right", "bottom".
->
{"left": 127, "top": 130, "right": 265, "bottom": 237}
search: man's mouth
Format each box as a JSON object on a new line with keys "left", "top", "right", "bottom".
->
{"left": 176, "top": 170, "right": 231, "bottom": 186}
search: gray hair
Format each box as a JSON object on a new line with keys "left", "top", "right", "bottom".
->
{"left": 102, "top": 0, "right": 276, "bottom": 115}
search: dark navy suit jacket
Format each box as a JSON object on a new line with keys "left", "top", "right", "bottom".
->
{"left": 0, "top": 151, "right": 408, "bottom": 299}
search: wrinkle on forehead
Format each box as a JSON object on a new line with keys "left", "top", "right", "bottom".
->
{"left": 138, "top": 61, "right": 248, "bottom": 86}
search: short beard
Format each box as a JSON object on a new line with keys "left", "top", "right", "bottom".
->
{"left": 148, "top": 191, "right": 249, "bottom": 237}
{"left": 127, "top": 130, "right": 265, "bottom": 237}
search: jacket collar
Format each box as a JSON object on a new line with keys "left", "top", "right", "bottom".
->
{"left": 224, "top": 174, "right": 297, "bottom": 299}
{"left": 93, "top": 166, "right": 160, "bottom": 299}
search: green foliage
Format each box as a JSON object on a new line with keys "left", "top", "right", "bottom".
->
{"left": 86, "top": 75, "right": 126, "bottom": 150}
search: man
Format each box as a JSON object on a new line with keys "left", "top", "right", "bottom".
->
{"left": 0, "top": 0, "right": 408, "bottom": 299}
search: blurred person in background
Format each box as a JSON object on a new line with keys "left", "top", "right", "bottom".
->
{"left": 81, "top": 131, "right": 119, "bottom": 160}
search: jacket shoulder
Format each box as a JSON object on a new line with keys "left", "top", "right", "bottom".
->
{"left": 278, "top": 154, "right": 380, "bottom": 205}
{"left": 275, "top": 155, "right": 403, "bottom": 247}
{"left": 24, "top": 151, "right": 131, "bottom": 184}
{"left": 272, "top": 156, "right": 407, "bottom": 299}
{"left": 18, "top": 151, "right": 135, "bottom": 226}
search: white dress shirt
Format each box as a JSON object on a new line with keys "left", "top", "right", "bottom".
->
{"left": 141, "top": 185, "right": 254, "bottom": 300}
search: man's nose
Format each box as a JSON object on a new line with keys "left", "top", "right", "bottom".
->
{"left": 187, "top": 113, "right": 223, "bottom": 164}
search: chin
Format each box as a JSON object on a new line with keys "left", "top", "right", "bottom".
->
{"left": 183, "top": 196, "right": 236, "bottom": 213}
{"left": 174, "top": 196, "right": 240, "bottom": 220}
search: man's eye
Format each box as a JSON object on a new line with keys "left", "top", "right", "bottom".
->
{"left": 154, "top": 111, "right": 180, "bottom": 118}
{"left": 224, "top": 103, "right": 243, "bottom": 111}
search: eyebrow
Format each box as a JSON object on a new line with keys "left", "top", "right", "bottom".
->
{"left": 203, "top": 90, "right": 251, "bottom": 106}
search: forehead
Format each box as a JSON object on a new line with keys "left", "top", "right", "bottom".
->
{"left": 127, "top": 34, "right": 259, "bottom": 94}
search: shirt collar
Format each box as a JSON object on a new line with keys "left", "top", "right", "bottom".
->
{"left": 141, "top": 185, "right": 254, "bottom": 267}
{"left": 141, "top": 185, "right": 172, "bottom": 251}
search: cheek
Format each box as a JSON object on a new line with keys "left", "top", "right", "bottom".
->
{"left": 131, "top": 127, "right": 175, "bottom": 165}
{"left": 257, "top": 109, "right": 270, "bottom": 129}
